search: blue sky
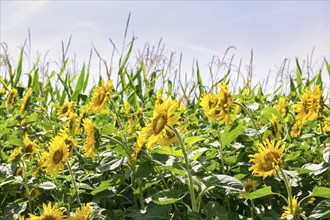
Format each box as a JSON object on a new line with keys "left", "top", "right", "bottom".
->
{"left": 1, "top": 1, "right": 329, "bottom": 92}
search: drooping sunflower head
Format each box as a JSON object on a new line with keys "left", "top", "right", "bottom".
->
{"left": 66, "top": 112, "right": 78, "bottom": 134}
{"left": 270, "top": 114, "right": 281, "bottom": 138}
{"left": 90, "top": 80, "right": 113, "bottom": 113}
{"left": 20, "top": 88, "right": 33, "bottom": 114}
{"left": 75, "top": 104, "right": 89, "bottom": 134}
{"left": 280, "top": 196, "right": 299, "bottom": 219}
{"left": 8, "top": 147, "right": 21, "bottom": 163}
{"left": 23, "top": 133, "right": 39, "bottom": 160}
{"left": 275, "top": 97, "right": 287, "bottom": 118}
{"left": 59, "top": 130, "right": 77, "bottom": 157}
{"left": 68, "top": 203, "right": 92, "bottom": 220}
{"left": 290, "top": 121, "right": 302, "bottom": 138}
{"left": 26, "top": 187, "right": 40, "bottom": 201}
{"left": 241, "top": 178, "right": 258, "bottom": 194}
{"left": 249, "top": 139, "right": 285, "bottom": 179}
{"left": 6, "top": 87, "right": 18, "bottom": 108}
{"left": 136, "top": 98, "right": 181, "bottom": 153}
{"left": 28, "top": 202, "right": 66, "bottom": 220}
{"left": 57, "top": 101, "right": 76, "bottom": 118}
{"left": 42, "top": 136, "right": 70, "bottom": 176}
{"left": 83, "top": 118, "right": 96, "bottom": 159}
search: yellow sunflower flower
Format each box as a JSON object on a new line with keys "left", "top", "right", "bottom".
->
{"left": 58, "top": 101, "right": 76, "bottom": 118}
{"left": 138, "top": 98, "right": 181, "bottom": 149}
{"left": 200, "top": 82, "right": 233, "bottom": 125}
{"left": 26, "top": 187, "right": 40, "bottom": 201}
{"left": 83, "top": 118, "right": 96, "bottom": 159}
{"left": 23, "top": 133, "right": 39, "bottom": 160}
{"left": 66, "top": 112, "right": 78, "bottom": 134}
{"left": 275, "top": 97, "right": 287, "bottom": 118}
{"left": 322, "top": 116, "right": 330, "bottom": 133}
{"left": 20, "top": 88, "right": 33, "bottom": 114}
{"left": 75, "top": 105, "right": 89, "bottom": 134}
{"left": 280, "top": 196, "right": 299, "bottom": 219}
{"left": 28, "top": 202, "right": 66, "bottom": 220}
{"left": 293, "top": 85, "right": 322, "bottom": 123}
{"left": 42, "top": 136, "right": 70, "bottom": 176}
{"left": 89, "top": 80, "right": 113, "bottom": 113}
{"left": 270, "top": 114, "right": 281, "bottom": 139}
{"left": 290, "top": 121, "right": 302, "bottom": 138}
{"left": 6, "top": 87, "right": 18, "bottom": 108}
{"left": 0, "top": 87, "right": 6, "bottom": 96}
{"left": 59, "top": 130, "right": 77, "bottom": 157}
{"left": 68, "top": 203, "right": 92, "bottom": 220}
{"left": 8, "top": 147, "right": 21, "bottom": 162}
{"left": 241, "top": 178, "right": 258, "bottom": 194}
{"left": 249, "top": 139, "right": 285, "bottom": 179}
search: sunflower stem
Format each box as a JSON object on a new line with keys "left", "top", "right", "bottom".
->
{"left": 67, "top": 160, "right": 81, "bottom": 205}
{"left": 173, "top": 128, "right": 198, "bottom": 213}
{"left": 20, "top": 159, "right": 32, "bottom": 212}
{"left": 233, "top": 102, "right": 263, "bottom": 143}
{"left": 280, "top": 168, "right": 294, "bottom": 219}
{"left": 250, "top": 199, "right": 255, "bottom": 220}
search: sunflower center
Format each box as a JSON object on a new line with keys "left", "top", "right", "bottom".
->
{"left": 26, "top": 144, "right": 33, "bottom": 153}
{"left": 261, "top": 152, "right": 280, "bottom": 171}
{"left": 53, "top": 149, "right": 63, "bottom": 164}
{"left": 97, "top": 92, "right": 106, "bottom": 105}
{"left": 42, "top": 216, "right": 57, "bottom": 220}
{"left": 152, "top": 113, "right": 167, "bottom": 134}
{"left": 61, "top": 106, "right": 68, "bottom": 115}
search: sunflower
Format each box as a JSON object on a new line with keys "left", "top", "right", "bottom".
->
{"left": 290, "top": 121, "right": 302, "bottom": 138}
{"left": 20, "top": 88, "right": 33, "bottom": 114}
{"left": 26, "top": 187, "right": 40, "bottom": 201}
{"left": 322, "top": 116, "right": 330, "bottom": 133}
{"left": 280, "top": 196, "right": 299, "bottom": 219}
{"left": 8, "top": 147, "right": 21, "bottom": 162}
{"left": 200, "top": 82, "right": 233, "bottom": 125}
{"left": 42, "top": 136, "right": 70, "bottom": 176}
{"left": 275, "top": 97, "right": 287, "bottom": 118}
{"left": 83, "top": 118, "right": 96, "bottom": 159}
{"left": 0, "top": 87, "right": 6, "bottom": 96}
{"left": 138, "top": 98, "right": 181, "bottom": 149}
{"left": 270, "top": 114, "right": 281, "bottom": 139}
{"left": 66, "top": 112, "right": 78, "bottom": 134}
{"left": 28, "top": 202, "right": 66, "bottom": 220}
{"left": 293, "top": 85, "right": 322, "bottom": 123}
{"left": 249, "top": 139, "right": 285, "bottom": 179}
{"left": 68, "top": 203, "right": 92, "bottom": 220}
{"left": 57, "top": 101, "right": 76, "bottom": 118}
{"left": 241, "top": 178, "right": 258, "bottom": 194}
{"left": 89, "top": 80, "right": 113, "bottom": 113}
{"left": 59, "top": 130, "right": 77, "bottom": 157}
{"left": 23, "top": 133, "right": 39, "bottom": 160}
{"left": 75, "top": 105, "right": 89, "bottom": 134}
{"left": 6, "top": 87, "right": 18, "bottom": 108}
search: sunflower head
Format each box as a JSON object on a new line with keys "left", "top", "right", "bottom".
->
{"left": 280, "top": 196, "right": 299, "bottom": 219}
{"left": 8, "top": 147, "right": 21, "bottom": 163}
{"left": 275, "top": 97, "right": 287, "bottom": 118}
{"left": 26, "top": 187, "right": 40, "bottom": 201}
{"left": 68, "top": 203, "right": 92, "bottom": 220}
{"left": 83, "top": 118, "right": 97, "bottom": 158}
{"left": 90, "top": 80, "right": 113, "bottom": 113}
{"left": 58, "top": 101, "right": 76, "bottom": 118}
{"left": 23, "top": 133, "right": 39, "bottom": 160}
{"left": 28, "top": 202, "right": 66, "bottom": 220}
{"left": 290, "top": 121, "right": 302, "bottom": 138}
{"left": 6, "top": 87, "right": 18, "bottom": 108}
{"left": 241, "top": 178, "right": 258, "bottom": 194}
{"left": 42, "top": 136, "right": 70, "bottom": 176}
{"left": 249, "top": 139, "right": 285, "bottom": 179}
{"left": 20, "top": 88, "right": 33, "bottom": 114}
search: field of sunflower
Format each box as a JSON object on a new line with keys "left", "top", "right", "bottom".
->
{"left": 0, "top": 44, "right": 330, "bottom": 220}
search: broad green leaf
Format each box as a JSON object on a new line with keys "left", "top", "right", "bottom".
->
{"left": 309, "top": 200, "right": 330, "bottom": 220}
{"left": 312, "top": 187, "right": 330, "bottom": 199}
{"left": 241, "top": 186, "right": 274, "bottom": 200}
{"left": 151, "top": 188, "right": 184, "bottom": 205}
{"left": 185, "top": 136, "right": 206, "bottom": 147}
{"left": 39, "top": 181, "right": 57, "bottom": 190}
{"left": 222, "top": 122, "right": 244, "bottom": 147}
{"left": 0, "top": 176, "right": 15, "bottom": 187}
{"left": 8, "top": 137, "right": 24, "bottom": 147}
{"left": 71, "top": 64, "right": 86, "bottom": 101}
{"left": 203, "top": 174, "right": 243, "bottom": 191}
{"left": 261, "top": 107, "right": 284, "bottom": 122}
{"left": 196, "top": 61, "right": 204, "bottom": 95}
{"left": 204, "top": 202, "right": 228, "bottom": 220}
{"left": 152, "top": 146, "right": 183, "bottom": 157}
{"left": 126, "top": 203, "right": 172, "bottom": 220}
{"left": 189, "top": 147, "right": 208, "bottom": 160}
{"left": 13, "top": 49, "right": 24, "bottom": 87}
{"left": 323, "top": 147, "right": 330, "bottom": 164}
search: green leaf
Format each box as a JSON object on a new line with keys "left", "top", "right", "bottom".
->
{"left": 204, "top": 202, "right": 228, "bottom": 220}
{"left": 261, "top": 107, "right": 284, "bottom": 123}
{"left": 222, "top": 122, "right": 244, "bottom": 147}
{"left": 185, "top": 136, "right": 206, "bottom": 147}
{"left": 8, "top": 137, "right": 24, "bottom": 147}
{"left": 71, "top": 64, "right": 86, "bottom": 101}
{"left": 203, "top": 174, "right": 243, "bottom": 191}
{"left": 151, "top": 188, "right": 184, "bottom": 205}
{"left": 323, "top": 147, "right": 330, "bottom": 164}
{"left": 196, "top": 61, "right": 204, "bottom": 95}
{"left": 152, "top": 146, "right": 183, "bottom": 157}
{"left": 309, "top": 200, "right": 330, "bottom": 220}
{"left": 39, "top": 181, "right": 57, "bottom": 190}
{"left": 13, "top": 49, "right": 24, "bottom": 87}
{"left": 189, "top": 147, "right": 208, "bottom": 160}
{"left": 241, "top": 186, "right": 274, "bottom": 200}
{"left": 126, "top": 203, "right": 172, "bottom": 220}
{"left": 312, "top": 187, "right": 330, "bottom": 199}
{"left": 91, "top": 180, "right": 112, "bottom": 195}
{"left": 295, "top": 58, "right": 303, "bottom": 94}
